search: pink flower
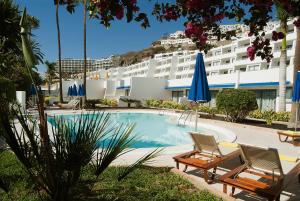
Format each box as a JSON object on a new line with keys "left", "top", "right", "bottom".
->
{"left": 116, "top": 6, "right": 124, "bottom": 20}
{"left": 294, "top": 18, "right": 300, "bottom": 28}
{"left": 164, "top": 7, "right": 179, "bottom": 21}
{"left": 247, "top": 46, "right": 255, "bottom": 61}
{"left": 277, "top": 32, "right": 285, "bottom": 39}
{"left": 272, "top": 31, "right": 278, "bottom": 41}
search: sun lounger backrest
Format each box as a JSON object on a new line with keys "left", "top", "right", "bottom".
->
{"left": 239, "top": 144, "right": 284, "bottom": 177}
{"left": 189, "top": 132, "right": 222, "bottom": 156}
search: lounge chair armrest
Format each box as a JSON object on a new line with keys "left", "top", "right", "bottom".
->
{"left": 284, "top": 162, "right": 300, "bottom": 188}
{"left": 220, "top": 164, "right": 247, "bottom": 182}
{"left": 173, "top": 150, "right": 199, "bottom": 160}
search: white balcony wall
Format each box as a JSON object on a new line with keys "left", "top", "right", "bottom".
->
{"left": 129, "top": 77, "right": 171, "bottom": 101}
{"left": 104, "top": 80, "right": 117, "bottom": 98}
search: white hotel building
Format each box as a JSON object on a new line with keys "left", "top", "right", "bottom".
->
{"left": 66, "top": 20, "right": 298, "bottom": 112}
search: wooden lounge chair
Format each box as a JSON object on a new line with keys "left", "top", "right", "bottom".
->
{"left": 220, "top": 144, "right": 300, "bottom": 201}
{"left": 277, "top": 130, "right": 300, "bottom": 146}
{"left": 173, "top": 132, "right": 241, "bottom": 183}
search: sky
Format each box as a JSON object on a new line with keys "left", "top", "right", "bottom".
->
{"left": 15, "top": 0, "right": 188, "bottom": 73}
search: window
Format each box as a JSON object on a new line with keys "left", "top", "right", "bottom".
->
{"left": 215, "top": 50, "right": 221, "bottom": 56}
{"left": 211, "top": 72, "right": 218, "bottom": 76}
{"left": 239, "top": 67, "right": 246, "bottom": 72}
{"left": 225, "top": 60, "right": 230, "bottom": 64}
{"left": 212, "top": 61, "right": 220, "bottom": 66}
{"left": 172, "top": 91, "right": 184, "bottom": 102}
{"left": 186, "top": 89, "right": 190, "bottom": 97}
{"left": 248, "top": 65, "right": 259, "bottom": 71}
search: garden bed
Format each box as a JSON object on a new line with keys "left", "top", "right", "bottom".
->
{"left": 0, "top": 151, "right": 220, "bottom": 201}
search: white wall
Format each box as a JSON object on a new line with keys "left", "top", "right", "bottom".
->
{"left": 129, "top": 77, "right": 171, "bottom": 100}
{"left": 16, "top": 91, "right": 26, "bottom": 112}
{"left": 104, "top": 80, "right": 117, "bottom": 98}
{"left": 86, "top": 80, "right": 105, "bottom": 100}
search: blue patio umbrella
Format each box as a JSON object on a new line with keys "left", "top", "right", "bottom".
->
{"left": 30, "top": 84, "right": 37, "bottom": 96}
{"left": 69, "top": 86, "right": 73, "bottom": 96}
{"left": 188, "top": 53, "right": 211, "bottom": 131}
{"left": 67, "top": 86, "right": 71, "bottom": 97}
{"left": 78, "top": 84, "right": 83, "bottom": 97}
{"left": 72, "top": 84, "right": 78, "bottom": 97}
{"left": 81, "top": 84, "right": 86, "bottom": 96}
{"left": 292, "top": 71, "right": 300, "bottom": 131}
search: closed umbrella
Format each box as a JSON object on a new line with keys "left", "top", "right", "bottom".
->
{"left": 67, "top": 86, "right": 71, "bottom": 97}
{"left": 81, "top": 84, "right": 86, "bottom": 96}
{"left": 292, "top": 71, "right": 300, "bottom": 131}
{"left": 188, "top": 53, "right": 211, "bottom": 131}
{"left": 30, "top": 84, "right": 37, "bottom": 96}
{"left": 73, "top": 84, "right": 78, "bottom": 97}
{"left": 78, "top": 84, "right": 83, "bottom": 97}
{"left": 69, "top": 86, "right": 73, "bottom": 97}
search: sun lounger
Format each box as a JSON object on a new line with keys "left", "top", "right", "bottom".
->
{"left": 220, "top": 144, "right": 300, "bottom": 201}
{"left": 173, "top": 132, "right": 241, "bottom": 183}
{"left": 277, "top": 130, "right": 300, "bottom": 146}
{"left": 58, "top": 99, "right": 80, "bottom": 109}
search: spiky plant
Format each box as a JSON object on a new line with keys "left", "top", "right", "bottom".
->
{"left": 0, "top": 7, "right": 162, "bottom": 201}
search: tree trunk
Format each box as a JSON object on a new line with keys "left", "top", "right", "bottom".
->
{"left": 83, "top": 0, "right": 87, "bottom": 107}
{"left": 278, "top": 19, "right": 287, "bottom": 112}
{"left": 48, "top": 81, "right": 51, "bottom": 96}
{"left": 56, "top": 2, "right": 63, "bottom": 103}
{"left": 290, "top": 27, "right": 300, "bottom": 127}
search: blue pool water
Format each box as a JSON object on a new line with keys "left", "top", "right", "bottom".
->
{"left": 48, "top": 112, "right": 220, "bottom": 148}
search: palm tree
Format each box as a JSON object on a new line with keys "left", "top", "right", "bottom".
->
{"left": 275, "top": 1, "right": 289, "bottom": 112}
{"left": 55, "top": 0, "right": 63, "bottom": 103}
{"left": 45, "top": 61, "right": 56, "bottom": 95}
{"left": 290, "top": 26, "right": 300, "bottom": 127}
{"left": 83, "top": 0, "right": 87, "bottom": 106}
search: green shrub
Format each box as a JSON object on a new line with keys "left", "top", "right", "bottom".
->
{"left": 100, "top": 98, "right": 118, "bottom": 107}
{"left": 216, "top": 89, "right": 258, "bottom": 122}
{"left": 199, "top": 106, "right": 218, "bottom": 117}
{"left": 44, "top": 96, "right": 51, "bottom": 106}
{"left": 249, "top": 110, "right": 291, "bottom": 125}
{"left": 160, "top": 100, "right": 179, "bottom": 109}
{"left": 145, "top": 99, "right": 162, "bottom": 108}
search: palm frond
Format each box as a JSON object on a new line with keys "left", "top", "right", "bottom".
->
{"left": 117, "top": 148, "right": 163, "bottom": 181}
{"left": 274, "top": 0, "right": 289, "bottom": 21}
{"left": 93, "top": 123, "right": 137, "bottom": 177}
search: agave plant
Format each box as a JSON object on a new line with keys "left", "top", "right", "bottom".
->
{"left": 0, "top": 7, "right": 161, "bottom": 200}
{"left": 0, "top": 104, "right": 161, "bottom": 201}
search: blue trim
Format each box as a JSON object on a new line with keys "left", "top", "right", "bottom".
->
{"left": 116, "top": 86, "right": 130, "bottom": 90}
{"left": 239, "top": 81, "right": 290, "bottom": 87}
{"left": 165, "top": 81, "right": 291, "bottom": 90}
{"left": 165, "top": 86, "right": 190, "bottom": 90}
{"left": 209, "top": 83, "right": 235, "bottom": 88}
{"left": 165, "top": 83, "right": 235, "bottom": 90}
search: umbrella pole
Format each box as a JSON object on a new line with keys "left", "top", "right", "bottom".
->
{"left": 195, "top": 102, "right": 198, "bottom": 131}
{"left": 295, "top": 103, "right": 299, "bottom": 132}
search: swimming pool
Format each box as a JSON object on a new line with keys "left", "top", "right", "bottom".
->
{"left": 48, "top": 112, "right": 236, "bottom": 148}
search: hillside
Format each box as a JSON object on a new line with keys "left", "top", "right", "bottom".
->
{"left": 118, "top": 44, "right": 197, "bottom": 66}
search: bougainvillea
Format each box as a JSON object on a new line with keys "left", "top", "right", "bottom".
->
{"left": 152, "top": 0, "right": 300, "bottom": 62}
{"left": 88, "top": 0, "right": 149, "bottom": 28}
